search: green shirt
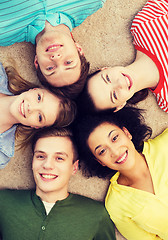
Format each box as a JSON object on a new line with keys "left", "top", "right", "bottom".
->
{"left": 0, "top": 189, "right": 116, "bottom": 240}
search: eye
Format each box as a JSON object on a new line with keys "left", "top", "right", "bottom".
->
{"left": 98, "top": 148, "right": 106, "bottom": 156}
{"left": 38, "top": 113, "right": 42, "bottom": 123}
{"left": 65, "top": 60, "right": 72, "bottom": 65}
{"left": 46, "top": 66, "right": 54, "bottom": 71}
{"left": 37, "top": 94, "right": 41, "bottom": 102}
{"left": 113, "top": 91, "right": 117, "bottom": 100}
{"left": 56, "top": 157, "right": 64, "bottom": 161}
{"left": 35, "top": 154, "right": 45, "bottom": 160}
{"left": 106, "top": 74, "right": 111, "bottom": 83}
{"left": 112, "top": 135, "right": 118, "bottom": 142}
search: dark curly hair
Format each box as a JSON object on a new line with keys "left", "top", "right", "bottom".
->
{"left": 72, "top": 106, "right": 152, "bottom": 179}
{"left": 76, "top": 70, "right": 148, "bottom": 115}
{"left": 36, "top": 52, "right": 90, "bottom": 100}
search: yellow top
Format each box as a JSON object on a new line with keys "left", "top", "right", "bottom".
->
{"left": 105, "top": 128, "right": 168, "bottom": 240}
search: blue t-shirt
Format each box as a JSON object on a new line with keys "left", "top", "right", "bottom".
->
{"left": 0, "top": 63, "right": 16, "bottom": 169}
{"left": 0, "top": 0, "right": 105, "bottom": 46}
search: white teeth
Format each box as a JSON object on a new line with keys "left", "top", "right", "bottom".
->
{"left": 41, "top": 174, "right": 57, "bottom": 179}
{"left": 21, "top": 102, "right": 25, "bottom": 117}
{"left": 125, "top": 76, "right": 130, "bottom": 88}
{"left": 49, "top": 46, "right": 57, "bottom": 50}
{"left": 116, "top": 152, "right": 127, "bottom": 163}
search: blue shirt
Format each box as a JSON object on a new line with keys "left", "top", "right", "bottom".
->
{"left": 0, "top": 63, "right": 16, "bottom": 169}
{"left": 0, "top": 0, "right": 105, "bottom": 46}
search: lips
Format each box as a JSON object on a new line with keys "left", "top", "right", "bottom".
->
{"left": 122, "top": 73, "right": 133, "bottom": 90}
{"left": 19, "top": 100, "right": 26, "bottom": 118}
{"left": 115, "top": 150, "right": 128, "bottom": 164}
{"left": 40, "top": 173, "right": 58, "bottom": 180}
{"left": 46, "top": 44, "right": 63, "bottom": 52}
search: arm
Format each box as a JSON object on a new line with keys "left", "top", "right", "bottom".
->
{"left": 94, "top": 208, "right": 116, "bottom": 240}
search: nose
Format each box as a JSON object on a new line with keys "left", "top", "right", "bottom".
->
{"left": 50, "top": 53, "right": 61, "bottom": 60}
{"left": 28, "top": 103, "right": 39, "bottom": 113}
{"left": 109, "top": 147, "right": 119, "bottom": 158}
{"left": 43, "top": 157, "right": 54, "bottom": 170}
{"left": 114, "top": 79, "right": 123, "bottom": 90}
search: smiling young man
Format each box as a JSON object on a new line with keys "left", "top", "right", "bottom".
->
{"left": 0, "top": 127, "right": 116, "bottom": 240}
{"left": 0, "top": 0, "right": 106, "bottom": 98}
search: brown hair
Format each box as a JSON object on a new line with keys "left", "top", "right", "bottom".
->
{"left": 36, "top": 51, "right": 90, "bottom": 99}
{"left": 5, "top": 66, "right": 76, "bottom": 149}
{"left": 32, "top": 127, "right": 78, "bottom": 163}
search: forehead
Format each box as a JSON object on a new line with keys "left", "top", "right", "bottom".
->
{"left": 88, "top": 72, "right": 112, "bottom": 110}
{"left": 34, "top": 136, "right": 73, "bottom": 155}
{"left": 42, "top": 89, "right": 60, "bottom": 125}
{"left": 91, "top": 122, "right": 119, "bottom": 137}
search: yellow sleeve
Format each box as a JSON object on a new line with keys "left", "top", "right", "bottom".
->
{"left": 115, "top": 217, "right": 162, "bottom": 240}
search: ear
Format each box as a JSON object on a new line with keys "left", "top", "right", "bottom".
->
{"left": 75, "top": 42, "right": 84, "bottom": 56}
{"left": 114, "top": 102, "right": 126, "bottom": 112}
{"left": 122, "top": 127, "right": 132, "bottom": 140}
{"left": 72, "top": 160, "right": 79, "bottom": 175}
{"left": 34, "top": 55, "right": 39, "bottom": 69}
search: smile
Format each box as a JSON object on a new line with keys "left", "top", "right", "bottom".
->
{"left": 40, "top": 174, "right": 58, "bottom": 180}
{"left": 122, "top": 73, "right": 133, "bottom": 90}
{"left": 46, "top": 44, "right": 63, "bottom": 52}
{"left": 19, "top": 100, "right": 26, "bottom": 118}
{"left": 116, "top": 150, "right": 128, "bottom": 164}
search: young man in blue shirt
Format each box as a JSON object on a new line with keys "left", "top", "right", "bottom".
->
{"left": 0, "top": 0, "right": 106, "bottom": 98}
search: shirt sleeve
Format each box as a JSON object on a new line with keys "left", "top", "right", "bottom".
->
{"left": 0, "top": 63, "right": 12, "bottom": 95}
{"left": 115, "top": 217, "right": 161, "bottom": 240}
{"left": 94, "top": 208, "right": 116, "bottom": 240}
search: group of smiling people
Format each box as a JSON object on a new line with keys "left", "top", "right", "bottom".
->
{"left": 0, "top": 0, "right": 168, "bottom": 239}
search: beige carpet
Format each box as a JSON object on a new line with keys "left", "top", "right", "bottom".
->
{"left": 0, "top": 0, "right": 168, "bottom": 239}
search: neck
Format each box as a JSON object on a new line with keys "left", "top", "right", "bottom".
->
{"left": 127, "top": 50, "right": 159, "bottom": 92}
{"left": 118, "top": 152, "right": 148, "bottom": 186}
{"left": 36, "top": 23, "right": 71, "bottom": 44}
{"left": 36, "top": 189, "right": 69, "bottom": 203}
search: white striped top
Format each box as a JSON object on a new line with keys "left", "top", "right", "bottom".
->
{"left": 131, "top": 0, "right": 168, "bottom": 112}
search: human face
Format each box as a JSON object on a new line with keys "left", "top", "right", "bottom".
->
{"left": 32, "top": 136, "right": 78, "bottom": 201}
{"left": 87, "top": 122, "right": 137, "bottom": 172}
{"left": 35, "top": 31, "right": 82, "bottom": 87}
{"left": 10, "top": 88, "right": 60, "bottom": 128}
{"left": 88, "top": 67, "right": 135, "bottom": 111}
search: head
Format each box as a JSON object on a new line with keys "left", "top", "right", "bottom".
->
{"left": 73, "top": 106, "right": 152, "bottom": 178}
{"left": 77, "top": 67, "right": 148, "bottom": 114}
{"left": 34, "top": 30, "right": 90, "bottom": 98}
{"left": 10, "top": 87, "right": 76, "bottom": 129}
{"left": 36, "top": 52, "right": 90, "bottom": 99}
{"left": 32, "top": 127, "right": 79, "bottom": 201}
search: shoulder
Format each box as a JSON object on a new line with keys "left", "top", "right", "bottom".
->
{"left": 70, "top": 193, "right": 106, "bottom": 212}
{"left": 0, "top": 63, "right": 12, "bottom": 95}
{"left": 145, "top": 128, "right": 168, "bottom": 147}
{"left": 0, "top": 189, "right": 31, "bottom": 203}
{"left": 132, "top": 0, "right": 167, "bottom": 26}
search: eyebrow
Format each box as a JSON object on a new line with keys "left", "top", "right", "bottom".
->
{"left": 101, "top": 74, "right": 107, "bottom": 84}
{"left": 110, "top": 91, "right": 114, "bottom": 103}
{"left": 34, "top": 150, "right": 68, "bottom": 157}
{"left": 94, "top": 130, "right": 115, "bottom": 153}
